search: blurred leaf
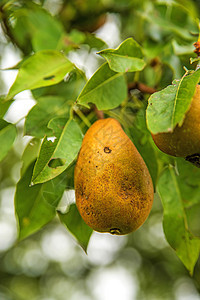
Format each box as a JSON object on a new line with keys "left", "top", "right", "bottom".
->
{"left": 29, "top": 10, "right": 65, "bottom": 51}
{"left": 0, "top": 119, "right": 17, "bottom": 162}
{"left": 0, "top": 97, "right": 14, "bottom": 118}
{"left": 7, "top": 2, "right": 65, "bottom": 52}
{"left": 15, "top": 161, "right": 66, "bottom": 240}
{"left": 58, "top": 204, "right": 93, "bottom": 252}
{"left": 157, "top": 166, "right": 200, "bottom": 275}
{"left": 84, "top": 33, "right": 106, "bottom": 49}
{"left": 98, "top": 38, "right": 146, "bottom": 72}
{"left": 5, "top": 50, "right": 74, "bottom": 101}
{"left": 146, "top": 69, "right": 200, "bottom": 134}
{"left": 172, "top": 40, "right": 195, "bottom": 56}
{"left": 25, "top": 96, "right": 70, "bottom": 138}
{"left": 32, "top": 119, "right": 83, "bottom": 184}
{"left": 77, "top": 63, "right": 127, "bottom": 110}
{"left": 138, "top": 4, "right": 196, "bottom": 41}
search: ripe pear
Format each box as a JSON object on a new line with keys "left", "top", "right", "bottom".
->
{"left": 74, "top": 118, "right": 154, "bottom": 235}
{"left": 151, "top": 85, "right": 200, "bottom": 166}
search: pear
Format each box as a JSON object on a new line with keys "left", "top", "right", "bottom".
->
{"left": 74, "top": 118, "right": 154, "bottom": 235}
{"left": 151, "top": 85, "right": 200, "bottom": 167}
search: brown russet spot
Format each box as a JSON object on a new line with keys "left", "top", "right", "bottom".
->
{"left": 104, "top": 146, "right": 112, "bottom": 153}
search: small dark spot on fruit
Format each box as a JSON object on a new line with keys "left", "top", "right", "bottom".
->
{"left": 110, "top": 228, "right": 121, "bottom": 235}
{"left": 185, "top": 153, "right": 200, "bottom": 168}
{"left": 89, "top": 161, "right": 90, "bottom": 163}
{"left": 104, "top": 147, "right": 112, "bottom": 154}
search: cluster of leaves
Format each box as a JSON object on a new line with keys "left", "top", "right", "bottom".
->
{"left": 0, "top": 0, "right": 200, "bottom": 276}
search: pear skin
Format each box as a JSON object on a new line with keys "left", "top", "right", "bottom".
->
{"left": 151, "top": 85, "right": 200, "bottom": 166}
{"left": 74, "top": 118, "right": 154, "bottom": 235}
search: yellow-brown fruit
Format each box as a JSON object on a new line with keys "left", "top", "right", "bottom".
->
{"left": 152, "top": 85, "right": 200, "bottom": 166}
{"left": 74, "top": 118, "right": 154, "bottom": 235}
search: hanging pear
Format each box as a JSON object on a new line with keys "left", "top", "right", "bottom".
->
{"left": 151, "top": 84, "right": 200, "bottom": 167}
{"left": 74, "top": 118, "right": 154, "bottom": 235}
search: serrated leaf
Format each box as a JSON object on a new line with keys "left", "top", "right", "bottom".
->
{"left": 0, "top": 119, "right": 17, "bottom": 162}
{"left": 24, "top": 96, "right": 70, "bottom": 138}
{"left": 58, "top": 204, "right": 93, "bottom": 252}
{"left": 77, "top": 63, "right": 127, "bottom": 110}
{"left": 157, "top": 166, "right": 200, "bottom": 275}
{"left": 15, "top": 161, "right": 67, "bottom": 240}
{"left": 146, "top": 69, "right": 200, "bottom": 134}
{"left": 98, "top": 38, "right": 146, "bottom": 73}
{"left": 5, "top": 50, "right": 74, "bottom": 101}
{"left": 32, "top": 119, "right": 83, "bottom": 184}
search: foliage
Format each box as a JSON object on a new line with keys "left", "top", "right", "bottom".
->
{"left": 0, "top": 0, "right": 200, "bottom": 299}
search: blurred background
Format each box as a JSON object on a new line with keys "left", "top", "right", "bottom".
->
{"left": 0, "top": 0, "right": 200, "bottom": 299}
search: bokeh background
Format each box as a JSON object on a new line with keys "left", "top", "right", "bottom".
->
{"left": 0, "top": 0, "right": 200, "bottom": 299}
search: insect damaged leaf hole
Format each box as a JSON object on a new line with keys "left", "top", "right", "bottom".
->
{"left": 43, "top": 75, "right": 55, "bottom": 80}
{"left": 48, "top": 158, "right": 66, "bottom": 168}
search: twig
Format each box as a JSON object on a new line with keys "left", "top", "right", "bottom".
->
{"left": 128, "top": 82, "right": 156, "bottom": 94}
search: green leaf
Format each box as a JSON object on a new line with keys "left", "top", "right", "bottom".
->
{"left": 29, "top": 10, "right": 65, "bottom": 51}
{"left": 58, "top": 204, "right": 93, "bottom": 252}
{"left": 175, "top": 158, "right": 200, "bottom": 208}
{"left": 84, "top": 33, "right": 106, "bottom": 50}
{"left": 126, "top": 109, "right": 159, "bottom": 189}
{"left": 98, "top": 38, "right": 146, "bottom": 73}
{"left": 32, "top": 119, "right": 83, "bottom": 184}
{"left": 0, "top": 97, "right": 14, "bottom": 118}
{"left": 7, "top": 2, "right": 65, "bottom": 52}
{"left": 77, "top": 63, "right": 127, "bottom": 110}
{"left": 0, "top": 119, "right": 17, "bottom": 162}
{"left": 25, "top": 96, "right": 70, "bottom": 138}
{"left": 138, "top": 6, "right": 196, "bottom": 41}
{"left": 15, "top": 161, "right": 67, "bottom": 240}
{"left": 146, "top": 69, "right": 200, "bottom": 134}
{"left": 32, "top": 69, "right": 86, "bottom": 100}
{"left": 157, "top": 166, "right": 200, "bottom": 275}
{"left": 172, "top": 40, "right": 195, "bottom": 56}
{"left": 5, "top": 50, "right": 74, "bottom": 101}
{"left": 21, "top": 138, "right": 41, "bottom": 176}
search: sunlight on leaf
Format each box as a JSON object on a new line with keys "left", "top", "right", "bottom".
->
{"left": 77, "top": 63, "right": 127, "bottom": 110}
{"left": 98, "top": 38, "right": 146, "bottom": 72}
{"left": 5, "top": 50, "right": 74, "bottom": 101}
{"left": 147, "top": 69, "right": 200, "bottom": 134}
